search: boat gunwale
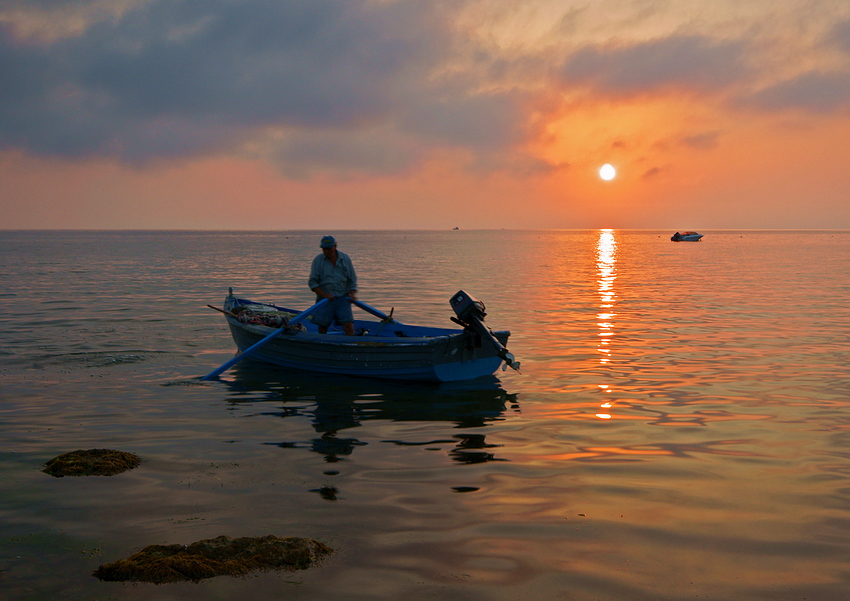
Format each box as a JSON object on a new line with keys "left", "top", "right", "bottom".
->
{"left": 224, "top": 314, "right": 509, "bottom": 347}
{"left": 223, "top": 297, "right": 509, "bottom": 344}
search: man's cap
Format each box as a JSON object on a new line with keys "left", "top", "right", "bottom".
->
{"left": 320, "top": 235, "right": 336, "bottom": 248}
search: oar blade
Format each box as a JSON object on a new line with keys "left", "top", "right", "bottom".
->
{"left": 201, "top": 298, "right": 328, "bottom": 381}
{"left": 201, "top": 328, "right": 284, "bottom": 380}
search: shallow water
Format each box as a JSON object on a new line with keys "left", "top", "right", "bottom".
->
{"left": 1, "top": 229, "right": 849, "bottom": 600}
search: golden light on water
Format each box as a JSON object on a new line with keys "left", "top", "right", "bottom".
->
{"left": 596, "top": 229, "right": 618, "bottom": 418}
{"left": 596, "top": 229, "right": 618, "bottom": 336}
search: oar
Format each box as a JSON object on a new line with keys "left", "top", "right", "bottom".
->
{"left": 201, "top": 298, "right": 328, "bottom": 381}
{"left": 350, "top": 299, "right": 398, "bottom": 322}
{"left": 207, "top": 304, "right": 237, "bottom": 318}
{"left": 350, "top": 299, "right": 399, "bottom": 336}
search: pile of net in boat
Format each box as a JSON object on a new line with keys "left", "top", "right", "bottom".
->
{"left": 231, "top": 306, "right": 305, "bottom": 330}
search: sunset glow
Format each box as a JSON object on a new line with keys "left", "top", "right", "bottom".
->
{"left": 1, "top": 1, "right": 850, "bottom": 229}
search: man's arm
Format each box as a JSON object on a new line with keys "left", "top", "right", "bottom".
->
{"left": 346, "top": 255, "right": 358, "bottom": 299}
{"left": 312, "top": 286, "right": 334, "bottom": 299}
{"left": 309, "top": 256, "right": 333, "bottom": 298}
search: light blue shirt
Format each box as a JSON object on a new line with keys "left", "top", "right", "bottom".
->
{"left": 309, "top": 251, "right": 357, "bottom": 298}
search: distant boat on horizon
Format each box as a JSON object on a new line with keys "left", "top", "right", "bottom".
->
{"left": 671, "top": 231, "right": 703, "bottom": 241}
{"left": 452, "top": 226, "right": 460, "bottom": 230}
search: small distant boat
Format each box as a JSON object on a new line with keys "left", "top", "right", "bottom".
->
{"left": 210, "top": 289, "right": 519, "bottom": 382}
{"left": 671, "top": 231, "right": 703, "bottom": 242}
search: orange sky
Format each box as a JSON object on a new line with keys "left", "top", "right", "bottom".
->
{"left": 1, "top": 0, "right": 849, "bottom": 229}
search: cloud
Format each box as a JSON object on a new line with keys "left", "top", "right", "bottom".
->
{"left": 737, "top": 17, "right": 850, "bottom": 114}
{"left": 75, "top": 1, "right": 433, "bottom": 127}
{"left": 681, "top": 131, "right": 720, "bottom": 150}
{"left": 0, "top": 0, "right": 555, "bottom": 177}
{"left": 0, "top": 1, "right": 452, "bottom": 162}
{"left": 257, "top": 127, "right": 422, "bottom": 180}
{"left": 558, "top": 35, "right": 751, "bottom": 96}
{"left": 0, "top": 0, "right": 136, "bottom": 41}
{"left": 743, "top": 70, "right": 850, "bottom": 113}
{"left": 400, "top": 91, "right": 529, "bottom": 149}
{"left": 830, "top": 18, "right": 850, "bottom": 54}
{"left": 3, "top": 0, "right": 846, "bottom": 180}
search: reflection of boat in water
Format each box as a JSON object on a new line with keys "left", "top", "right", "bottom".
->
{"left": 671, "top": 231, "right": 703, "bottom": 241}
{"left": 222, "top": 364, "right": 519, "bottom": 464}
{"left": 215, "top": 290, "right": 519, "bottom": 382}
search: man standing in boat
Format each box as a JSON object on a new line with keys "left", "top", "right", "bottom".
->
{"left": 309, "top": 235, "right": 358, "bottom": 335}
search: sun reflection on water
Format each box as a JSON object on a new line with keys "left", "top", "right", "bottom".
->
{"left": 596, "top": 229, "right": 617, "bottom": 416}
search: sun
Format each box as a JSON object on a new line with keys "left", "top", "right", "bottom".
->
{"left": 599, "top": 163, "right": 616, "bottom": 181}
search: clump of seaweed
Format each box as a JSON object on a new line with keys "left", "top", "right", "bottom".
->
{"left": 93, "top": 535, "right": 332, "bottom": 583}
{"left": 42, "top": 449, "right": 141, "bottom": 477}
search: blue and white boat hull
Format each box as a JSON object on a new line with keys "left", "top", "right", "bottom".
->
{"left": 221, "top": 295, "right": 512, "bottom": 382}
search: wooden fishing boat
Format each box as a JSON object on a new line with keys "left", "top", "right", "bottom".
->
{"left": 208, "top": 289, "right": 519, "bottom": 383}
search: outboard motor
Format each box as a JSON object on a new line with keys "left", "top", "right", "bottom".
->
{"left": 449, "top": 290, "right": 520, "bottom": 372}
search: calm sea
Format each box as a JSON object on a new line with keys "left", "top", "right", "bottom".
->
{"left": 1, "top": 230, "right": 849, "bottom": 600}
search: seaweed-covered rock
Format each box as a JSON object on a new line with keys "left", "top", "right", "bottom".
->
{"left": 93, "top": 535, "right": 332, "bottom": 583}
{"left": 42, "top": 449, "right": 141, "bottom": 477}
